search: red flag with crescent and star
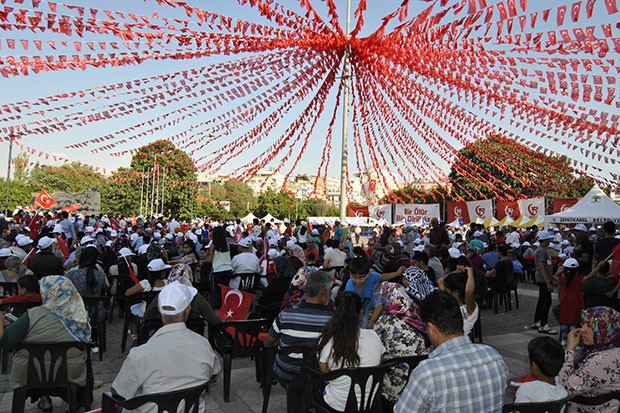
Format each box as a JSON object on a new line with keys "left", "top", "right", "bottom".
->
{"left": 217, "top": 285, "right": 255, "bottom": 321}
{"left": 35, "top": 189, "right": 56, "bottom": 209}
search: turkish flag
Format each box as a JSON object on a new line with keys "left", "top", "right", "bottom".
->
{"left": 109, "top": 217, "right": 121, "bottom": 231}
{"left": 35, "top": 189, "right": 56, "bottom": 209}
{"left": 347, "top": 205, "right": 369, "bottom": 217}
{"left": 447, "top": 201, "right": 469, "bottom": 223}
{"left": 497, "top": 200, "right": 521, "bottom": 220}
{"left": 56, "top": 235, "right": 70, "bottom": 259}
{"left": 611, "top": 243, "right": 620, "bottom": 277}
{"left": 552, "top": 198, "right": 578, "bottom": 213}
{"left": 217, "top": 285, "right": 254, "bottom": 321}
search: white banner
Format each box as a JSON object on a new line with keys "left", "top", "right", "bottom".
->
{"left": 518, "top": 197, "right": 545, "bottom": 220}
{"left": 394, "top": 204, "right": 440, "bottom": 225}
{"left": 369, "top": 205, "right": 392, "bottom": 223}
{"left": 466, "top": 199, "right": 493, "bottom": 222}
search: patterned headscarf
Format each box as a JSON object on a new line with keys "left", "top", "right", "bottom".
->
{"left": 380, "top": 282, "right": 426, "bottom": 334}
{"left": 402, "top": 267, "right": 437, "bottom": 304}
{"left": 575, "top": 306, "right": 620, "bottom": 366}
{"left": 40, "top": 276, "right": 91, "bottom": 343}
{"left": 166, "top": 263, "right": 193, "bottom": 286}
{"left": 288, "top": 245, "right": 306, "bottom": 265}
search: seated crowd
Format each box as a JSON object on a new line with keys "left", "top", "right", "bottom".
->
{"left": 0, "top": 211, "right": 619, "bottom": 412}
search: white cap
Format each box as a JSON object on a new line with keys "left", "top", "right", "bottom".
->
{"left": 533, "top": 241, "right": 540, "bottom": 247}
{"left": 284, "top": 218, "right": 290, "bottom": 224}
{"left": 109, "top": 230, "right": 118, "bottom": 238}
{"left": 164, "top": 233, "right": 174, "bottom": 240}
{"left": 563, "top": 258, "right": 579, "bottom": 268}
{"left": 511, "top": 242, "right": 520, "bottom": 249}
{"left": 105, "top": 240, "right": 114, "bottom": 247}
{"left": 311, "top": 229, "right": 319, "bottom": 236}
{"left": 147, "top": 258, "right": 171, "bottom": 272}
{"left": 286, "top": 239, "right": 296, "bottom": 249}
{"left": 37, "top": 237, "right": 56, "bottom": 249}
{"left": 563, "top": 228, "right": 570, "bottom": 232}
{"left": 396, "top": 240, "right": 404, "bottom": 247}
{"left": 413, "top": 245, "right": 426, "bottom": 253}
{"left": 158, "top": 281, "right": 197, "bottom": 315}
{"left": 0, "top": 248, "right": 14, "bottom": 258}
{"left": 574, "top": 224, "right": 588, "bottom": 232}
{"left": 80, "top": 235, "right": 95, "bottom": 245}
{"left": 194, "top": 229, "right": 202, "bottom": 235}
{"left": 448, "top": 247, "right": 462, "bottom": 259}
{"left": 454, "top": 242, "right": 463, "bottom": 248}
{"left": 118, "top": 247, "right": 135, "bottom": 257}
{"left": 16, "top": 235, "right": 33, "bottom": 247}
{"left": 268, "top": 238, "right": 279, "bottom": 247}
{"left": 561, "top": 240, "right": 570, "bottom": 246}
{"left": 536, "top": 230, "right": 553, "bottom": 241}
{"left": 473, "top": 231, "right": 483, "bottom": 237}
{"left": 84, "top": 226, "right": 94, "bottom": 234}
{"left": 153, "top": 231, "right": 161, "bottom": 239}
{"left": 268, "top": 249, "right": 279, "bottom": 259}
{"left": 589, "top": 226, "right": 597, "bottom": 232}
{"left": 522, "top": 241, "right": 531, "bottom": 247}
{"left": 237, "top": 238, "right": 252, "bottom": 248}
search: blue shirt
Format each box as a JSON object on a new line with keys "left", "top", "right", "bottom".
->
{"left": 395, "top": 335, "right": 508, "bottom": 413}
{"left": 482, "top": 251, "right": 499, "bottom": 270}
{"left": 345, "top": 271, "right": 381, "bottom": 301}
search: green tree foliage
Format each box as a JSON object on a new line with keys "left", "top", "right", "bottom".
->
{"left": 384, "top": 185, "right": 453, "bottom": 204}
{"left": 208, "top": 180, "right": 255, "bottom": 218}
{"left": 449, "top": 135, "right": 593, "bottom": 200}
{"left": 1, "top": 178, "right": 34, "bottom": 212}
{"left": 252, "top": 188, "right": 296, "bottom": 219}
{"left": 27, "top": 162, "right": 103, "bottom": 193}
{"left": 129, "top": 140, "right": 197, "bottom": 218}
{"left": 12, "top": 152, "right": 29, "bottom": 182}
{"left": 100, "top": 167, "right": 140, "bottom": 217}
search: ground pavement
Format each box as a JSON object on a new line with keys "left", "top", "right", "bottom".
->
{"left": 0, "top": 282, "right": 558, "bottom": 412}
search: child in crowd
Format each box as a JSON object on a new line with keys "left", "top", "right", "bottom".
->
{"left": 514, "top": 337, "right": 568, "bottom": 403}
{"left": 553, "top": 258, "right": 583, "bottom": 346}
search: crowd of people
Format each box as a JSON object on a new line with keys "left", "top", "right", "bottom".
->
{"left": 0, "top": 209, "right": 619, "bottom": 412}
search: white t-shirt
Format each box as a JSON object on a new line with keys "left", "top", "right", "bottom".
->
{"left": 514, "top": 379, "right": 568, "bottom": 404}
{"left": 323, "top": 248, "right": 346, "bottom": 269}
{"left": 461, "top": 303, "right": 479, "bottom": 337}
{"left": 230, "top": 252, "right": 261, "bottom": 289}
{"left": 319, "top": 329, "right": 385, "bottom": 412}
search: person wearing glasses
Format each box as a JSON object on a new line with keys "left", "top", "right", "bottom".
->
{"left": 344, "top": 257, "right": 405, "bottom": 328}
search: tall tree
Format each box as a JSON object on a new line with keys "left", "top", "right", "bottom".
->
{"left": 100, "top": 167, "right": 141, "bottom": 217}
{"left": 27, "top": 162, "right": 103, "bottom": 193}
{"left": 12, "top": 152, "right": 29, "bottom": 182}
{"left": 129, "top": 140, "right": 197, "bottom": 218}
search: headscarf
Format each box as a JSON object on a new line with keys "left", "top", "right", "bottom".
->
{"left": 166, "top": 263, "right": 193, "bottom": 286}
{"left": 40, "top": 276, "right": 91, "bottom": 343}
{"left": 275, "top": 256, "right": 296, "bottom": 278}
{"left": 575, "top": 306, "right": 620, "bottom": 366}
{"left": 380, "top": 282, "right": 426, "bottom": 334}
{"left": 402, "top": 266, "right": 437, "bottom": 304}
{"left": 288, "top": 245, "right": 306, "bottom": 265}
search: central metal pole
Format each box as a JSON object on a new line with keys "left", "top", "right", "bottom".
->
{"left": 338, "top": 0, "right": 352, "bottom": 222}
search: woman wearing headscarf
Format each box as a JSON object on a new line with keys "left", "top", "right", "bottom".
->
{"left": 0, "top": 276, "right": 90, "bottom": 412}
{"left": 559, "top": 306, "right": 620, "bottom": 412}
{"left": 374, "top": 283, "right": 431, "bottom": 406}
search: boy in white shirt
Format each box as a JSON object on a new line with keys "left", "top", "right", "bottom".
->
{"left": 514, "top": 336, "right": 568, "bottom": 403}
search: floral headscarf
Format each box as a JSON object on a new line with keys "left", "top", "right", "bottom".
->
{"left": 575, "top": 306, "right": 620, "bottom": 366}
{"left": 380, "top": 282, "right": 426, "bottom": 334}
{"left": 288, "top": 245, "right": 306, "bottom": 266}
{"left": 40, "top": 276, "right": 91, "bottom": 343}
{"left": 166, "top": 263, "right": 193, "bottom": 286}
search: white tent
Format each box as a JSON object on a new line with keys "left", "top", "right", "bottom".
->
{"left": 547, "top": 185, "right": 620, "bottom": 225}
{"left": 239, "top": 213, "right": 257, "bottom": 225}
{"left": 261, "top": 213, "right": 282, "bottom": 224}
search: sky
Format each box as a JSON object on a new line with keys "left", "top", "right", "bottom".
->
{"left": 0, "top": 0, "right": 617, "bottom": 189}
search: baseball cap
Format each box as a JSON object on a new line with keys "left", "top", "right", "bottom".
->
{"left": 147, "top": 258, "right": 171, "bottom": 272}
{"left": 536, "top": 230, "right": 553, "bottom": 241}
{"left": 267, "top": 249, "right": 279, "bottom": 259}
{"left": 37, "top": 237, "right": 56, "bottom": 250}
{"left": 448, "top": 247, "right": 462, "bottom": 259}
{"left": 238, "top": 238, "right": 252, "bottom": 248}
{"left": 80, "top": 235, "right": 95, "bottom": 245}
{"left": 563, "top": 258, "right": 579, "bottom": 268}
{"left": 473, "top": 231, "right": 483, "bottom": 237}
{"left": 0, "top": 248, "right": 14, "bottom": 258}
{"left": 164, "top": 233, "right": 174, "bottom": 240}
{"left": 413, "top": 245, "right": 426, "bottom": 253}
{"left": 16, "top": 235, "right": 33, "bottom": 247}
{"left": 118, "top": 247, "right": 135, "bottom": 257}
{"left": 286, "top": 239, "right": 296, "bottom": 249}
{"left": 158, "top": 281, "right": 197, "bottom": 315}
{"left": 522, "top": 241, "right": 531, "bottom": 247}
{"left": 311, "top": 229, "right": 319, "bottom": 236}
{"left": 574, "top": 224, "right": 588, "bottom": 232}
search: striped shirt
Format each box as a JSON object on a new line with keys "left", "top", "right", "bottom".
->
{"left": 268, "top": 301, "right": 332, "bottom": 381}
{"left": 395, "top": 335, "right": 508, "bottom": 413}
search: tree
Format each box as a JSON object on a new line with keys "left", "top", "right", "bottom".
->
{"left": 129, "top": 140, "right": 197, "bottom": 218}
{"left": 449, "top": 135, "right": 593, "bottom": 200}
{"left": 100, "top": 167, "right": 141, "bottom": 217}
{"left": 252, "top": 189, "right": 296, "bottom": 219}
{"left": 27, "top": 162, "right": 103, "bottom": 193}
{"left": 12, "top": 152, "right": 29, "bottom": 182}
{"left": 208, "top": 180, "right": 255, "bottom": 218}
{"left": 1, "top": 178, "right": 34, "bottom": 212}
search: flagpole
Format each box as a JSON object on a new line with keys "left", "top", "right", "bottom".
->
{"left": 139, "top": 168, "right": 145, "bottom": 217}
{"left": 4, "top": 136, "right": 13, "bottom": 216}
{"left": 338, "top": 0, "right": 352, "bottom": 222}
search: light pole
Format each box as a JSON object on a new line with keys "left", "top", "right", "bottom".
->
{"left": 4, "top": 136, "right": 13, "bottom": 216}
{"left": 338, "top": 0, "right": 352, "bottom": 222}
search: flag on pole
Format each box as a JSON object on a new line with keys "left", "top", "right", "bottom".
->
{"left": 611, "top": 243, "right": 620, "bottom": 276}
{"left": 35, "top": 189, "right": 56, "bottom": 209}
{"left": 123, "top": 256, "right": 140, "bottom": 285}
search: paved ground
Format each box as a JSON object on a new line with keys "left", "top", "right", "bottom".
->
{"left": 0, "top": 281, "right": 558, "bottom": 412}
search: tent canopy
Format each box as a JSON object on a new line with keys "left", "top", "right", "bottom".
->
{"left": 547, "top": 185, "right": 620, "bottom": 225}
{"left": 240, "top": 213, "right": 257, "bottom": 225}
{"left": 261, "top": 213, "right": 282, "bottom": 224}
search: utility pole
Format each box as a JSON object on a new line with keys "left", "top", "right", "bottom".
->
{"left": 338, "top": 0, "right": 352, "bottom": 222}
{"left": 4, "top": 136, "right": 13, "bottom": 215}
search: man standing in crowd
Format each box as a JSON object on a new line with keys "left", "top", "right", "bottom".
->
{"left": 395, "top": 290, "right": 508, "bottom": 412}
{"left": 532, "top": 230, "right": 557, "bottom": 334}
{"left": 428, "top": 217, "right": 450, "bottom": 249}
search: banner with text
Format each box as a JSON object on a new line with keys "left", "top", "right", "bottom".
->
{"left": 447, "top": 201, "right": 469, "bottom": 223}
{"left": 552, "top": 198, "right": 578, "bottom": 213}
{"left": 394, "top": 204, "right": 440, "bottom": 225}
{"left": 369, "top": 205, "right": 392, "bottom": 223}
{"left": 496, "top": 200, "right": 521, "bottom": 221}
{"left": 518, "top": 197, "right": 545, "bottom": 220}
{"left": 466, "top": 199, "right": 493, "bottom": 222}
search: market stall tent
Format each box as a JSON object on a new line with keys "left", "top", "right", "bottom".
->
{"left": 547, "top": 186, "right": 620, "bottom": 225}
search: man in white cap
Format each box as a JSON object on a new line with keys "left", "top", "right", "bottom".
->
{"left": 573, "top": 223, "right": 593, "bottom": 275}
{"left": 230, "top": 238, "right": 260, "bottom": 289}
{"left": 531, "top": 230, "right": 557, "bottom": 334}
{"left": 27, "top": 237, "right": 64, "bottom": 278}
{"left": 111, "top": 281, "right": 221, "bottom": 407}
